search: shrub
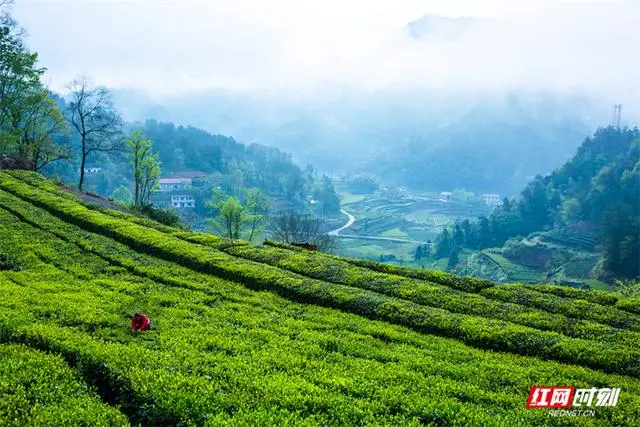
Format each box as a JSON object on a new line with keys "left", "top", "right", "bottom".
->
{"left": 530, "top": 284, "right": 619, "bottom": 306}
{"left": 139, "top": 204, "right": 185, "bottom": 229}
{"left": 0, "top": 343, "right": 128, "bottom": 426}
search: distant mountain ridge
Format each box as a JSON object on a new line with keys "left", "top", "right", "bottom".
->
{"left": 110, "top": 87, "right": 610, "bottom": 194}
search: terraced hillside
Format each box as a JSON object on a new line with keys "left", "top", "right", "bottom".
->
{"left": 480, "top": 248, "right": 543, "bottom": 284}
{"left": 0, "top": 170, "right": 639, "bottom": 426}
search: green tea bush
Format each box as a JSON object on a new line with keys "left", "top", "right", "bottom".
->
{"left": 481, "top": 285, "right": 640, "bottom": 331}
{"left": 4, "top": 181, "right": 637, "bottom": 349}
{"left": 617, "top": 297, "right": 640, "bottom": 315}
{"left": 4, "top": 172, "right": 498, "bottom": 296}
{"left": 1, "top": 176, "right": 640, "bottom": 425}
{"left": 0, "top": 343, "right": 129, "bottom": 426}
{"left": 529, "top": 284, "right": 620, "bottom": 306}
{"left": 0, "top": 179, "right": 639, "bottom": 377}
{"left": 264, "top": 239, "right": 494, "bottom": 293}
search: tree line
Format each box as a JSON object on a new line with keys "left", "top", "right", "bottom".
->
{"left": 0, "top": 12, "right": 159, "bottom": 207}
{"left": 0, "top": 2, "right": 339, "bottom": 251}
{"left": 0, "top": 3, "right": 130, "bottom": 190}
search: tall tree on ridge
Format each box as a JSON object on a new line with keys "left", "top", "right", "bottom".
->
{"left": 127, "top": 129, "right": 160, "bottom": 208}
{"left": 67, "top": 75, "right": 123, "bottom": 190}
{"left": 0, "top": 3, "right": 68, "bottom": 170}
{"left": 243, "top": 188, "right": 271, "bottom": 243}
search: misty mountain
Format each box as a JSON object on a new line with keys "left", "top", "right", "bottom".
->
{"left": 111, "top": 87, "right": 609, "bottom": 194}
{"left": 370, "top": 92, "right": 603, "bottom": 193}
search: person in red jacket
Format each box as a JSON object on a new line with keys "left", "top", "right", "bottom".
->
{"left": 131, "top": 312, "right": 151, "bottom": 331}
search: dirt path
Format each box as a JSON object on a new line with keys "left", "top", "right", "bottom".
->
{"left": 60, "top": 185, "right": 130, "bottom": 213}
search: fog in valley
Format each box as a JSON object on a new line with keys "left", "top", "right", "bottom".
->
{"left": 4, "top": 0, "right": 639, "bottom": 283}
{"left": 14, "top": 0, "right": 639, "bottom": 192}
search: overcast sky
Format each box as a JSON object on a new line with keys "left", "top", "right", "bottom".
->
{"left": 10, "top": 0, "right": 640, "bottom": 109}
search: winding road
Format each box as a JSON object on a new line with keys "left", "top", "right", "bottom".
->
{"left": 328, "top": 209, "right": 429, "bottom": 245}
{"left": 338, "top": 234, "right": 429, "bottom": 244}
{"left": 328, "top": 209, "right": 356, "bottom": 236}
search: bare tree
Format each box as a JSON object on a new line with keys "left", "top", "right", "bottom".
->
{"left": 271, "top": 212, "right": 320, "bottom": 244}
{"left": 270, "top": 211, "right": 336, "bottom": 253}
{"left": 67, "top": 75, "right": 122, "bottom": 190}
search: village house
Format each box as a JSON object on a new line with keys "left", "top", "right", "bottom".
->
{"left": 171, "top": 171, "right": 207, "bottom": 179}
{"left": 482, "top": 194, "right": 501, "bottom": 205}
{"left": 158, "top": 178, "right": 192, "bottom": 192}
{"left": 170, "top": 195, "right": 195, "bottom": 208}
{"left": 83, "top": 166, "right": 102, "bottom": 174}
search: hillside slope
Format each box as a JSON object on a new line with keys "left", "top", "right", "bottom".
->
{"left": 433, "top": 126, "right": 639, "bottom": 285}
{"left": 0, "top": 171, "right": 639, "bottom": 425}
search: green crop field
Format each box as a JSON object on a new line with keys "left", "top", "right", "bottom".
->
{"left": 482, "top": 249, "right": 543, "bottom": 284}
{"left": 334, "top": 192, "right": 493, "bottom": 262}
{"left": 380, "top": 228, "right": 410, "bottom": 239}
{"left": 1, "top": 170, "right": 639, "bottom": 426}
{"left": 338, "top": 193, "right": 367, "bottom": 206}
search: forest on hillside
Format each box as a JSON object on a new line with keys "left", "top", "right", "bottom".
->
{"left": 114, "top": 89, "right": 598, "bottom": 194}
{"left": 432, "top": 127, "right": 639, "bottom": 280}
{"left": 0, "top": 1, "right": 340, "bottom": 241}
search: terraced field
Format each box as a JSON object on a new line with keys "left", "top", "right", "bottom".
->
{"left": 1, "top": 170, "right": 639, "bottom": 426}
{"left": 537, "top": 228, "right": 600, "bottom": 251}
{"left": 336, "top": 193, "right": 493, "bottom": 263}
{"left": 481, "top": 249, "right": 543, "bottom": 284}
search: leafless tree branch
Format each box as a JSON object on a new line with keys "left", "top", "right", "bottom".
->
{"left": 66, "top": 75, "right": 123, "bottom": 190}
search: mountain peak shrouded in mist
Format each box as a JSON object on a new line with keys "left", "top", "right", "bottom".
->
{"left": 6, "top": 0, "right": 639, "bottom": 192}
{"left": 11, "top": 0, "right": 640, "bottom": 108}
{"left": 407, "top": 14, "right": 479, "bottom": 41}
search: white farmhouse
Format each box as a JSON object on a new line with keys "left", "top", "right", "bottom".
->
{"left": 170, "top": 195, "right": 195, "bottom": 208}
{"left": 482, "top": 194, "right": 501, "bottom": 205}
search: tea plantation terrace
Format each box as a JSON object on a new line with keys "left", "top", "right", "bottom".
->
{"left": 0, "top": 170, "right": 638, "bottom": 426}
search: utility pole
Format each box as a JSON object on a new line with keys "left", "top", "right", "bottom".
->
{"left": 612, "top": 104, "right": 623, "bottom": 129}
